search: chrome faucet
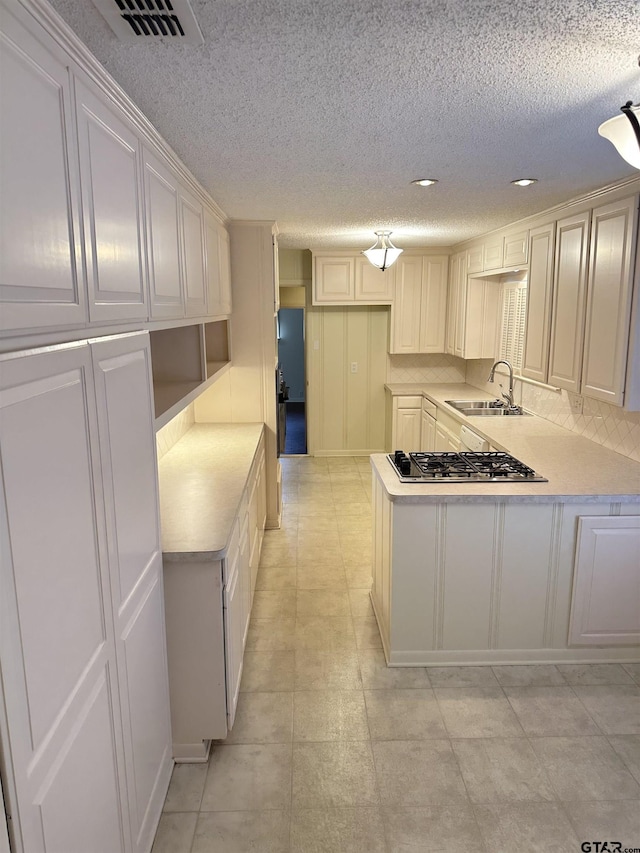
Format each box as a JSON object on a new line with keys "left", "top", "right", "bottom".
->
{"left": 488, "top": 360, "right": 515, "bottom": 408}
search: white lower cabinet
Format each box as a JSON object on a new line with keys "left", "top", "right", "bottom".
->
{"left": 371, "top": 474, "right": 639, "bottom": 665}
{"left": 0, "top": 332, "right": 172, "bottom": 853}
{"left": 568, "top": 516, "right": 640, "bottom": 645}
{"left": 390, "top": 396, "right": 422, "bottom": 451}
{"left": 421, "top": 408, "right": 436, "bottom": 451}
{"left": 162, "top": 432, "right": 266, "bottom": 761}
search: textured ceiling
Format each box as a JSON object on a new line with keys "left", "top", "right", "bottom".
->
{"left": 49, "top": 0, "right": 640, "bottom": 249}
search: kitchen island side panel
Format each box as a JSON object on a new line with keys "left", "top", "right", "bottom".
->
{"left": 389, "top": 502, "right": 439, "bottom": 654}
{"left": 374, "top": 472, "right": 640, "bottom": 664}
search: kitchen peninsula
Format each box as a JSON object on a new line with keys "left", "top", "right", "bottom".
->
{"left": 371, "top": 384, "right": 640, "bottom": 667}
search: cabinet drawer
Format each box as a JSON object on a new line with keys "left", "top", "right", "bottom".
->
{"left": 422, "top": 398, "right": 437, "bottom": 417}
{"left": 396, "top": 395, "right": 422, "bottom": 409}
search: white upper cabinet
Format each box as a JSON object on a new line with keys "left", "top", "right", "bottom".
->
{"left": 446, "top": 251, "right": 498, "bottom": 359}
{"left": 0, "top": 7, "right": 85, "bottom": 334}
{"left": 178, "top": 184, "right": 207, "bottom": 317}
{"left": 313, "top": 256, "right": 356, "bottom": 303}
{"left": 75, "top": 79, "right": 148, "bottom": 323}
{"left": 143, "top": 146, "right": 183, "bottom": 320}
{"left": 547, "top": 211, "right": 591, "bottom": 393}
{"left": 504, "top": 230, "right": 529, "bottom": 267}
{"left": 390, "top": 255, "right": 422, "bottom": 353}
{"left": 390, "top": 254, "right": 448, "bottom": 353}
{"left": 581, "top": 196, "right": 638, "bottom": 406}
{"left": 522, "top": 222, "right": 556, "bottom": 383}
{"left": 204, "top": 211, "right": 232, "bottom": 317}
{"left": 313, "top": 254, "right": 394, "bottom": 304}
{"left": 467, "top": 230, "right": 529, "bottom": 275}
{"left": 419, "top": 256, "right": 449, "bottom": 352}
{"left": 354, "top": 256, "right": 394, "bottom": 302}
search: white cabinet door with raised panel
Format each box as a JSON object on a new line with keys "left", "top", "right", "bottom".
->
{"left": 421, "top": 411, "right": 436, "bottom": 451}
{"left": 0, "top": 344, "right": 126, "bottom": 853}
{"left": 0, "top": 6, "right": 85, "bottom": 333}
{"left": 548, "top": 212, "right": 590, "bottom": 392}
{"left": 391, "top": 256, "right": 422, "bottom": 353}
{"left": 91, "top": 333, "right": 172, "bottom": 853}
{"left": 504, "top": 230, "right": 529, "bottom": 267}
{"left": 392, "top": 397, "right": 422, "bottom": 450}
{"left": 419, "top": 255, "right": 448, "bottom": 353}
{"left": 205, "top": 212, "right": 232, "bottom": 316}
{"left": 143, "top": 147, "right": 183, "bottom": 320}
{"left": 569, "top": 516, "right": 640, "bottom": 645}
{"left": 313, "top": 257, "right": 355, "bottom": 303}
{"left": 75, "top": 80, "right": 147, "bottom": 324}
{"left": 354, "top": 256, "right": 394, "bottom": 302}
{"left": 179, "top": 185, "right": 207, "bottom": 318}
{"left": 522, "top": 222, "right": 555, "bottom": 383}
{"left": 434, "top": 422, "right": 460, "bottom": 452}
{"left": 581, "top": 196, "right": 638, "bottom": 406}
{"left": 483, "top": 236, "right": 503, "bottom": 271}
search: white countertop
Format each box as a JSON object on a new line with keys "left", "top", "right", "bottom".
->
{"left": 157, "top": 423, "right": 264, "bottom": 559}
{"left": 380, "top": 383, "right": 640, "bottom": 503}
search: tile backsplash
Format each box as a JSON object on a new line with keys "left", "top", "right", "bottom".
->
{"left": 465, "top": 360, "right": 640, "bottom": 463}
{"left": 156, "top": 403, "right": 195, "bottom": 460}
{"left": 388, "top": 354, "right": 466, "bottom": 384}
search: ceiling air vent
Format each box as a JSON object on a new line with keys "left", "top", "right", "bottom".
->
{"left": 91, "top": 0, "right": 204, "bottom": 45}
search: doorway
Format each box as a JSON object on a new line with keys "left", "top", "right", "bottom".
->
{"left": 277, "top": 307, "right": 306, "bottom": 454}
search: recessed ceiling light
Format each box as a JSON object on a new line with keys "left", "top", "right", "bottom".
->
{"left": 511, "top": 178, "right": 538, "bottom": 187}
{"left": 411, "top": 178, "right": 438, "bottom": 187}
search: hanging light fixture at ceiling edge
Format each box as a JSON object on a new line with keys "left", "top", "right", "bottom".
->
{"left": 598, "top": 57, "right": 640, "bottom": 170}
{"left": 363, "top": 231, "right": 403, "bottom": 271}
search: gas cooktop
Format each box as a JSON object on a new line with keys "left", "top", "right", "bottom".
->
{"left": 388, "top": 451, "right": 548, "bottom": 483}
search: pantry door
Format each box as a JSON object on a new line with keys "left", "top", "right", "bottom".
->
{"left": 90, "top": 332, "right": 172, "bottom": 853}
{"left": 0, "top": 343, "right": 128, "bottom": 853}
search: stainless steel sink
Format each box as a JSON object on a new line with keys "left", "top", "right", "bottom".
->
{"left": 445, "top": 400, "right": 532, "bottom": 417}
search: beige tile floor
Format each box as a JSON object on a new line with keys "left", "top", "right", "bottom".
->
{"left": 153, "top": 455, "right": 640, "bottom": 853}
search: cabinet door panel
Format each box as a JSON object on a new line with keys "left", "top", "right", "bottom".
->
{"left": 548, "top": 212, "right": 590, "bottom": 392}
{"left": 205, "top": 212, "right": 232, "bottom": 316}
{"left": 522, "top": 222, "right": 555, "bottom": 383}
{"left": 0, "top": 10, "right": 85, "bottom": 332}
{"left": 179, "top": 186, "right": 207, "bottom": 317}
{"left": 483, "top": 237, "right": 503, "bottom": 271}
{"left": 0, "top": 345, "right": 126, "bottom": 853}
{"left": 569, "top": 516, "right": 640, "bottom": 645}
{"left": 76, "top": 81, "right": 147, "bottom": 323}
{"left": 91, "top": 333, "right": 171, "bottom": 853}
{"left": 419, "top": 255, "right": 448, "bottom": 353}
{"left": 314, "top": 257, "right": 354, "bottom": 303}
{"left": 504, "top": 230, "right": 529, "bottom": 266}
{"left": 391, "top": 256, "right": 422, "bottom": 353}
{"left": 354, "top": 256, "right": 393, "bottom": 302}
{"left": 581, "top": 196, "right": 638, "bottom": 406}
{"left": 393, "top": 406, "right": 421, "bottom": 451}
{"left": 144, "top": 148, "right": 183, "bottom": 320}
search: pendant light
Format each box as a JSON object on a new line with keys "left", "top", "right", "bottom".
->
{"left": 598, "top": 56, "right": 640, "bottom": 170}
{"left": 598, "top": 101, "right": 640, "bottom": 169}
{"left": 362, "top": 231, "right": 403, "bottom": 271}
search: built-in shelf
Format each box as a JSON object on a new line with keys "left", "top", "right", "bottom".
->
{"left": 151, "top": 320, "right": 231, "bottom": 429}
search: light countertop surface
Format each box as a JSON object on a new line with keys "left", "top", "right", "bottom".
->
{"left": 157, "top": 422, "right": 264, "bottom": 559}
{"left": 380, "top": 383, "right": 640, "bottom": 503}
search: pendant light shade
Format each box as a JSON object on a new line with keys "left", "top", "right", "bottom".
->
{"left": 363, "top": 231, "right": 403, "bottom": 271}
{"left": 598, "top": 102, "right": 640, "bottom": 170}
